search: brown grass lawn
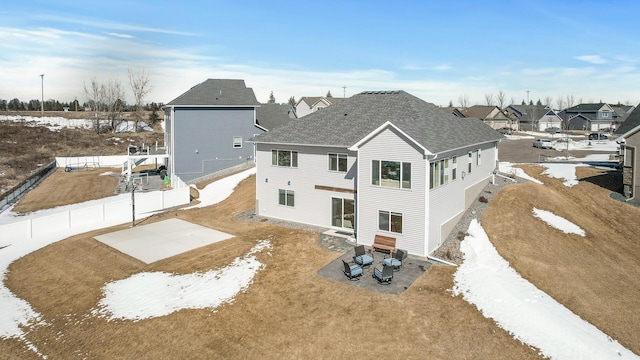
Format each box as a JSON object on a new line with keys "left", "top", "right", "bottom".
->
{"left": 0, "top": 118, "right": 163, "bottom": 194}
{"left": 1, "top": 165, "right": 639, "bottom": 359}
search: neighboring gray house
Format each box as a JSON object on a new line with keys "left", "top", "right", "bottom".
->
{"left": 559, "top": 103, "right": 616, "bottom": 131}
{"left": 252, "top": 90, "right": 502, "bottom": 257}
{"left": 164, "top": 79, "right": 288, "bottom": 183}
{"left": 615, "top": 104, "right": 640, "bottom": 201}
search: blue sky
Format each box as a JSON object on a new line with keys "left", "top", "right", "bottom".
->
{"left": 1, "top": 0, "right": 639, "bottom": 108}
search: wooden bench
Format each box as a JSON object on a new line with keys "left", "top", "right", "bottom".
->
{"left": 372, "top": 234, "right": 396, "bottom": 253}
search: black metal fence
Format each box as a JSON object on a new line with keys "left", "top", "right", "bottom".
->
{"left": 0, "top": 161, "right": 57, "bottom": 210}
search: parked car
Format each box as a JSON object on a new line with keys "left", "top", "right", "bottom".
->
{"left": 545, "top": 127, "right": 561, "bottom": 133}
{"left": 533, "top": 139, "right": 553, "bottom": 149}
{"left": 588, "top": 133, "right": 608, "bottom": 140}
{"left": 497, "top": 127, "right": 513, "bottom": 135}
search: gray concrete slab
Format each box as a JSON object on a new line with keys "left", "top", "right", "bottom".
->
{"left": 94, "top": 218, "right": 234, "bottom": 264}
{"left": 317, "top": 247, "right": 432, "bottom": 295}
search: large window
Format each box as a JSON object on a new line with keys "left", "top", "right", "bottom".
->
{"left": 371, "top": 160, "right": 411, "bottom": 189}
{"left": 271, "top": 150, "right": 298, "bottom": 168}
{"left": 328, "top": 153, "right": 347, "bottom": 172}
{"left": 278, "top": 189, "right": 294, "bottom": 207}
{"left": 379, "top": 210, "right": 403, "bottom": 234}
{"left": 430, "top": 158, "right": 455, "bottom": 189}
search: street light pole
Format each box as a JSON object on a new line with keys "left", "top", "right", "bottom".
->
{"left": 40, "top": 74, "right": 44, "bottom": 113}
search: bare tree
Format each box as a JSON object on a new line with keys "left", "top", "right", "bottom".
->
{"left": 104, "top": 78, "right": 126, "bottom": 132}
{"left": 566, "top": 95, "right": 575, "bottom": 108}
{"left": 83, "top": 77, "right": 106, "bottom": 133}
{"left": 556, "top": 97, "right": 565, "bottom": 111}
{"left": 128, "top": 68, "right": 152, "bottom": 132}
{"left": 496, "top": 90, "right": 506, "bottom": 109}
{"left": 544, "top": 96, "right": 553, "bottom": 108}
{"left": 457, "top": 93, "right": 469, "bottom": 108}
{"left": 484, "top": 93, "right": 495, "bottom": 106}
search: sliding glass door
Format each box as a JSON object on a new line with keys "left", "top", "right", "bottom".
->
{"left": 331, "top": 197, "right": 355, "bottom": 230}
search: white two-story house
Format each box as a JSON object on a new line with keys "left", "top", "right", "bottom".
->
{"left": 252, "top": 91, "right": 503, "bottom": 257}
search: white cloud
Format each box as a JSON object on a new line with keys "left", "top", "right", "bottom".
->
{"left": 106, "top": 32, "right": 134, "bottom": 39}
{"left": 575, "top": 55, "right": 607, "bottom": 64}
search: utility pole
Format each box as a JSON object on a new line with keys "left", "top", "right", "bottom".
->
{"left": 342, "top": 85, "right": 346, "bottom": 98}
{"left": 526, "top": 90, "right": 530, "bottom": 104}
{"left": 40, "top": 74, "right": 44, "bottom": 113}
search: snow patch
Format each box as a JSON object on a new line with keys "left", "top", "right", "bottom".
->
{"left": 532, "top": 208, "right": 586, "bottom": 236}
{"left": 452, "top": 219, "right": 635, "bottom": 359}
{"left": 93, "top": 240, "right": 271, "bottom": 321}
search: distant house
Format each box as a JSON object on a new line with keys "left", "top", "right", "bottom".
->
{"left": 252, "top": 90, "right": 502, "bottom": 257}
{"left": 559, "top": 103, "right": 615, "bottom": 131}
{"left": 615, "top": 104, "right": 640, "bottom": 201}
{"left": 295, "top": 95, "right": 347, "bottom": 118}
{"left": 463, "top": 105, "right": 514, "bottom": 130}
{"left": 504, "top": 104, "right": 560, "bottom": 131}
{"left": 439, "top": 107, "right": 466, "bottom": 117}
{"left": 164, "top": 79, "right": 290, "bottom": 183}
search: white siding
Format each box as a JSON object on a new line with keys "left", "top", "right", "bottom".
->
{"left": 427, "top": 144, "right": 497, "bottom": 253}
{"left": 356, "top": 128, "right": 428, "bottom": 256}
{"left": 255, "top": 143, "right": 357, "bottom": 229}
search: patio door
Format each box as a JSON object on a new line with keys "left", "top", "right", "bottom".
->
{"left": 331, "top": 197, "right": 355, "bottom": 230}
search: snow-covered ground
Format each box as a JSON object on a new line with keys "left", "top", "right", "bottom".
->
{"left": 0, "top": 115, "right": 153, "bottom": 132}
{"left": 0, "top": 126, "right": 636, "bottom": 358}
{"left": 453, "top": 219, "right": 635, "bottom": 359}
{"left": 505, "top": 130, "right": 620, "bottom": 154}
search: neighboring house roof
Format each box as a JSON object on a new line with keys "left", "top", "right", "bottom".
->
{"left": 167, "top": 79, "right": 259, "bottom": 106}
{"left": 439, "top": 107, "right": 466, "bottom": 117}
{"left": 615, "top": 104, "right": 640, "bottom": 136}
{"left": 256, "top": 103, "right": 293, "bottom": 131}
{"left": 463, "top": 105, "right": 497, "bottom": 119}
{"left": 565, "top": 103, "right": 610, "bottom": 113}
{"left": 253, "top": 90, "right": 502, "bottom": 154}
{"left": 296, "top": 96, "right": 347, "bottom": 108}
{"left": 505, "top": 104, "right": 548, "bottom": 119}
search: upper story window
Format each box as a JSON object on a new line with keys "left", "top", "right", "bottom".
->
{"left": 468, "top": 151, "right": 473, "bottom": 173}
{"left": 451, "top": 156, "right": 457, "bottom": 180}
{"left": 233, "top": 136, "right": 242, "bottom": 148}
{"left": 328, "top": 153, "right": 347, "bottom": 172}
{"left": 271, "top": 149, "right": 298, "bottom": 168}
{"left": 371, "top": 160, "right": 411, "bottom": 189}
{"left": 602, "top": 111, "right": 610, "bottom": 118}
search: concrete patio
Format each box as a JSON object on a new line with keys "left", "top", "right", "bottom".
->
{"left": 316, "top": 235, "right": 433, "bottom": 295}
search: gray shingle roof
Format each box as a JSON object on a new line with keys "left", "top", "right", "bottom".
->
{"left": 167, "top": 79, "right": 259, "bottom": 106}
{"left": 566, "top": 103, "right": 606, "bottom": 112}
{"left": 253, "top": 91, "right": 502, "bottom": 154}
{"left": 615, "top": 103, "right": 640, "bottom": 135}
{"left": 256, "top": 103, "right": 293, "bottom": 130}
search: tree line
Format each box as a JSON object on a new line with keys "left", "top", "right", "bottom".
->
{"left": 1, "top": 68, "right": 159, "bottom": 133}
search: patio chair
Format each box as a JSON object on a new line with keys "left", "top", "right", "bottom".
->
{"left": 353, "top": 245, "right": 373, "bottom": 268}
{"left": 372, "top": 264, "right": 393, "bottom": 284}
{"left": 383, "top": 249, "right": 406, "bottom": 271}
{"left": 343, "top": 260, "right": 363, "bottom": 281}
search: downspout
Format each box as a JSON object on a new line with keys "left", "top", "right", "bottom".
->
{"left": 427, "top": 254, "right": 458, "bottom": 267}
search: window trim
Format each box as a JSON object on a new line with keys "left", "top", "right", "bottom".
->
{"left": 328, "top": 153, "right": 348, "bottom": 172}
{"left": 233, "top": 136, "right": 243, "bottom": 148}
{"left": 371, "top": 159, "right": 411, "bottom": 189}
{"left": 278, "top": 189, "right": 295, "bottom": 207}
{"left": 378, "top": 210, "right": 403, "bottom": 234}
{"left": 271, "top": 149, "right": 298, "bottom": 168}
